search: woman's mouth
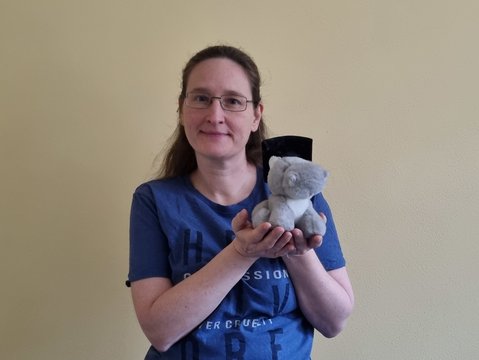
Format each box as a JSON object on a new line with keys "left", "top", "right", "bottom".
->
{"left": 201, "top": 130, "right": 229, "bottom": 137}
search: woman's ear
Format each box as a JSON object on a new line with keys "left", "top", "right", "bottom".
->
{"left": 251, "top": 102, "right": 264, "bottom": 132}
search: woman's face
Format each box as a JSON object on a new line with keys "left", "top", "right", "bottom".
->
{"left": 180, "top": 58, "right": 263, "bottom": 164}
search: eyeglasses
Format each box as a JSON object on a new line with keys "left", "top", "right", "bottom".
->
{"left": 185, "top": 92, "right": 253, "bottom": 112}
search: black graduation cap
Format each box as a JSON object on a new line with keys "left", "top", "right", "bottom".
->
{"left": 261, "top": 135, "right": 313, "bottom": 181}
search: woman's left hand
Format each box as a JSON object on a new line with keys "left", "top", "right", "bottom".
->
{"left": 285, "top": 213, "right": 326, "bottom": 256}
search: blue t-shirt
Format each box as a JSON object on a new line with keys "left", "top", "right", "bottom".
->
{"left": 128, "top": 169, "right": 345, "bottom": 360}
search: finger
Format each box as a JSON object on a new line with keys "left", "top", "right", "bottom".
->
{"left": 272, "top": 231, "right": 294, "bottom": 251}
{"left": 274, "top": 243, "right": 296, "bottom": 258}
{"left": 319, "top": 212, "right": 328, "bottom": 223}
{"left": 308, "top": 235, "right": 323, "bottom": 248}
{"left": 261, "top": 226, "right": 288, "bottom": 248}
{"left": 282, "top": 239, "right": 296, "bottom": 254}
{"left": 269, "top": 236, "right": 295, "bottom": 257}
{"left": 291, "top": 228, "right": 303, "bottom": 238}
{"left": 253, "top": 222, "right": 273, "bottom": 241}
{"left": 291, "top": 229, "right": 308, "bottom": 249}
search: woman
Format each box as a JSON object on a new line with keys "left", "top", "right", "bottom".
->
{"left": 128, "top": 45, "right": 354, "bottom": 359}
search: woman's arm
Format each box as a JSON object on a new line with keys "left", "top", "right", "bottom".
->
{"left": 130, "top": 209, "right": 294, "bottom": 352}
{"left": 131, "top": 242, "right": 256, "bottom": 352}
{"left": 282, "top": 250, "right": 354, "bottom": 337}
{"left": 281, "top": 194, "right": 354, "bottom": 336}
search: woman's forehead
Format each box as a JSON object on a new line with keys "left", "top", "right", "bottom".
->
{"left": 187, "top": 58, "right": 251, "bottom": 95}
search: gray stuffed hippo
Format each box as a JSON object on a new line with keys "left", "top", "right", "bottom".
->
{"left": 252, "top": 156, "right": 328, "bottom": 238}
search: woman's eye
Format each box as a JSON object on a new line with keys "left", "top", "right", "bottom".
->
{"left": 194, "top": 94, "right": 210, "bottom": 103}
{"left": 224, "top": 96, "right": 242, "bottom": 105}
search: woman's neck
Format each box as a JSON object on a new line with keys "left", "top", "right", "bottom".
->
{"left": 190, "top": 159, "right": 257, "bottom": 206}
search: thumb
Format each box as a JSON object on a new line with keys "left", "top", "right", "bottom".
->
{"left": 231, "top": 209, "right": 250, "bottom": 233}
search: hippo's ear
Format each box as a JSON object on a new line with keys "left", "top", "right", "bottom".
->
{"left": 268, "top": 156, "right": 279, "bottom": 168}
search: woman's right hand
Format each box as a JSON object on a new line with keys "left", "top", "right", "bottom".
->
{"left": 231, "top": 209, "right": 295, "bottom": 258}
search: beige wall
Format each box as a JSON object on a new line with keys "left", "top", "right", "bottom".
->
{"left": 1, "top": 1, "right": 478, "bottom": 359}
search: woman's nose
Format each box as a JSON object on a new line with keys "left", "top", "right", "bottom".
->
{"left": 206, "top": 98, "right": 225, "bottom": 122}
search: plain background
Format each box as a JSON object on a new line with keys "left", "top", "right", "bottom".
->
{"left": 1, "top": 1, "right": 478, "bottom": 359}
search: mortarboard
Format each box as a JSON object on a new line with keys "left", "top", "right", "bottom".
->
{"left": 261, "top": 135, "right": 313, "bottom": 181}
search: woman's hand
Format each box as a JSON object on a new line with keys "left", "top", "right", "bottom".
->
{"left": 285, "top": 213, "right": 327, "bottom": 256}
{"left": 231, "top": 209, "right": 295, "bottom": 258}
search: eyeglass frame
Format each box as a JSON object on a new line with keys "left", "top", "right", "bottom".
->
{"left": 184, "top": 92, "right": 255, "bottom": 112}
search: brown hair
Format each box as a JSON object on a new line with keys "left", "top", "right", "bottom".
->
{"left": 157, "top": 45, "right": 268, "bottom": 179}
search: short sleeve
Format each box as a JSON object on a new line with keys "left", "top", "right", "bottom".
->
{"left": 312, "top": 193, "right": 346, "bottom": 271}
{"left": 127, "top": 184, "right": 171, "bottom": 286}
